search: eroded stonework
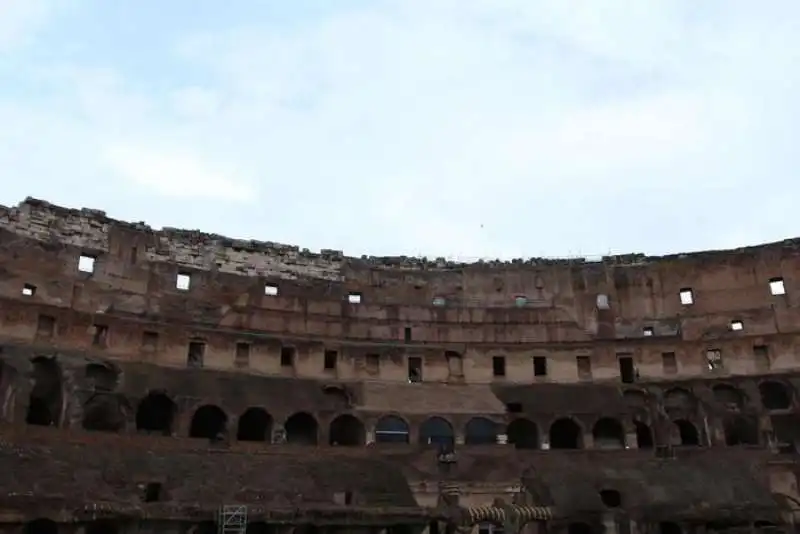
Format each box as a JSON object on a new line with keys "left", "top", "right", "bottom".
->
{"left": 0, "top": 197, "right": 799, "bottom": 534}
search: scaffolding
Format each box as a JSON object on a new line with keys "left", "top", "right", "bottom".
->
{"left": 218, "top": 505, "right": 248, "bottom": 534}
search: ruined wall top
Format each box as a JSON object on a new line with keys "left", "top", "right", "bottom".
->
{"left": 2, "top": 197, "right": 799, "bottom": 275}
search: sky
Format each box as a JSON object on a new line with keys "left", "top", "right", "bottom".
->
{"left": 0, "top": 1, "right": 798, "bottom": 261}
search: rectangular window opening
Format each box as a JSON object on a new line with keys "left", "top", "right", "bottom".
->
{"left": 506, "top": 402, "right": 523, "bottom": 414}
{"left": 407, "top": 356, "right": 422, "bottom": 383}
{"left": 514, "top": 295, "right": 528, "bottom": 307}
{"left": 347, "top": 292, "right": 362, "bottom": 304}
{"left": 533, "top": 356, "right": 548, "bottom": 377}
{"left": 679, "top": 288, "right": 694, "bottom": 305}
{"left": 618, "top": 355, "right": 635, "bottom": 384}
{"left": 662, "top": 352, "right": 678, "bottom": 375}
{"left": 730, "top": 319, "right": 744, "bottom": 331}
{"left": 130, "top": 246, "right": 138, "bottom": 265}
{"left": 366, "top": 353, "right": 380, "bottom": 373}
{"left": 642, "top": 326, "right": 654, "bottom": 336}
{"left": 280, "top": 346, "right": 295, "bottom": 367}
{"left": 142, "top": 482, "right": 163, "bottom": 503}
{"left": 576, "top": 355, "right": 592, "bottom": 380}
{"left": 324, "top": 349, "right": 338, "bottom": 370}
{"left": 187, "top": 340, "right": 205, "bottom": 368}
{"left": 404, "top": 327, "right": 412, "bottom": 343}
{"left": 235, "top": 342, "right": 250, "bottom": 368}
{"left": 176, "top": 272, "right": 191, "bottom": 291}
{"left": 264, "top": 284, "right": 278, "bottom": 296}
{"left": 22, "top": 283, "right": 36, "bottom": 296}
{"left": 91, "top": 324, "right": 108, "bottom": 346}
{"left": 753, "top": 345, "right": 770, "bottom": 371}
{"left": 432, "top": 296, "right": 446, "bottom": 306}
{"left": 769, "top": 278, "right": 786, "bottom": 296}
{"left": 36, "top": 314, "right": 56, "bottom": 338}
{"left": 706, "top": 349, "right": 723, "bottom": 371}
{"left": 492, "top": 355, "right": 506, "bottom": 377}
{"left": 78, "top": 254, "right": 96, "bottom": 274}
{"left": 141, "top": 331, "right": 159, "bottom": 351}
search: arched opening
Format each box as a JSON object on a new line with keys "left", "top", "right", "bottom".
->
{"left": 567, "top": 523, "right": 593, "bottom": 534}
{"left": 549, "top": 418, "right": 582, "bottom": 449}
{"left": 375, "top": 415, "right": 410, "bottom": 443}
{"left": 419, "top": 416, "right": 454, "bottom": 447}
{"left": 284, "top": 412, "right": 319, "bottom": 445}
{"left": 659, "top": 522, "right": 682, "bottom": 534}
{"left": 23, "top": 519, "right": 59, "bottom": 534}
{"left": 634, "top": 421, "right": 653, "bottom": 449}
{"left": 723, "top": 416, "right": 760, "bottom": 446}
{"left": 477, "top": 522, "right": 504, "bottom": 534}
{"left": 464, "top": 417, "right": 498, "bottom": 445}
{"left": 507, "top": 418, "right": 539, "bottom": 449}
{"left": 84, "top": 363, "right": 118, "bottom": 392}
{"left": 674, "top": 419, "right": 700, "bottom": 446}
{"left": 599, "top": 489, "right": 622, "bottom": 508}
{"left": 712, "top": 384, "right": 745, "bottom": 410}
{"left": 592, "top": 417, "right": 625, "bottom": 449}
{"left": 759, "top": 381, "right": 792, "bottom": 410}
{"left": 85, "top": 520, "right": 118, "bottom": 534}
{"left": 82, "top": 393, "right": 125, "bottom": 432}
{"left": 136, "top": 392, "right": 176, "bottom": 435}
{"left": 189, "top": 404, "right": 228, "bottom": 439}
{"left": 664, "top": 388, "right": 694, "bottom": 411}
{"left": 329, "top": 414, "right": 365, "bottom": 446}
{"left": 237, "top": 407, "right": 273, "bottom": 442}
{"left": 26, "top": 357, "right": 62, "bottom": 426}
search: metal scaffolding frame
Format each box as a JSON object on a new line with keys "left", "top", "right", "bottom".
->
{"left": 218, "top": 505, "right": 248, "bottom": 534}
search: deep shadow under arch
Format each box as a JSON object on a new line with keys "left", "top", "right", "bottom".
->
{"left": 189, "top": 404, "right": 228, "bottom": 439}
{"left": 507, "top": 418, "right": 539, "bottom": 449}
{"left": 464, "top": 417, "right": 498, "bottom": 445}
{"left": 237, "top": 407, "right": 273, "bottom": 442}
{"left": 375, "top": 415, "right": 410, "bottom": 443}
{"left": 419, "top": 416, "right": 454, "bottom": 447}
{"left": 329, "top": 414, "right": 365, "bottom": 446}
{"left": 550, "top": 418, "right": 582, "bottom": 449}
{"left": 136, "top": 391, "right": 176, "bottom": 435}
{"left": 285, "top": 412, "right": 319, "bottom": 445}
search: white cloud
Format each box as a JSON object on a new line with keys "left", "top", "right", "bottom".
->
{"left": 0, "top": 0, "right": 799, "bottom": 258}
{"left": 0, "top": 0, "right": 49, "bottom": 51}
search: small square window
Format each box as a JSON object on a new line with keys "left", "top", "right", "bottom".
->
{"left": 642, "top": 327, "right": 654, "bottom": 336}
{"left": 187, "top": 341, "right": 205, "bottom": 368}
{"left": 404, "top": 327, "right": 412, "bottom": 343}
{"left": 91, "top": 324, "right": 109, "bottom": 346}
{"left": 596, "top": 294, "right": 610, "bottom": 309}
{"left": 347, "top": 292, "right": 362, "bottom": 304}
{"left": 78, "top": 254, "right": 96, "bottom": 273}
{"left": 22, "top": 284, "right": 36, "bottom": 296}
{"left": 730, "top": 320, "right": 743, "bottom": 331}
{"left": 141, "top": 331, "right": 159, "bottom": 351}
{"left": 235, "top": 342, "right": 250, "bottom": 368}
{"left": 264, "top": 284, "right": 278, "bottom": 296}
{"left": 432, "top": 296, "right": 446, "bottom": 306}
{"left": 679, "top": 288, "right": 694, "bottom": 305}
{"left": 514, "top": 295, "right": 528, "bottom": 307}
{"left": 176, "top": 273, "right": 191, "bottom": 291}
{"left": 280, "top": 346, "right": 295, "bottom": 367}
{"left": 769, "top": 278, "right": 786, "bottom": 296}
{"left": 705, "top": 349, "right": 722, "bottom": 371}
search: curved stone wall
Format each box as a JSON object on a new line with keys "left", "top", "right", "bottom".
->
{"left": 2, "top": 197, "right": 800, "bottom": 533}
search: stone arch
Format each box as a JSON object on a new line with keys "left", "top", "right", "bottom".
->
{"left": 136, "top": 391, "right": 176, "bottom": 435}
{"left": 26, "top": 356, "right": 62, "bottom": 427}
{"left": 599, "top": 488, "right": 622, "bottom": 508}
{"left": 592, "top": 417, "right": 625, "bottom": 449}
{"left": 84, "top": 362, "right": 118, "bottom": 392}
{"left": 375, "top": 415, "right": 410, "bottom": 443}
{"left": 759, "top": 381, "right": 792, "bottom": 410}
{"left": 634, "top": 420, "right": 653, "bottom": 449}
{"left": 23, "top": 519, "right": 59, "bottom": 534}
{"left": 329, "top": 414, "right": 365, "bottom": 446}
{"left": 507, "top": 418, "right": 539, "bottom": 449}
{"left": 81, "top": 392, "right": 126, "bottom": 432}
{"left": 674, "top": 419, "right": 700, "bottom": 446}
{"left": 189, "top": 404, "right": 228, "bottom": 439}
{"left": 284, "top": 412, "right": 319, "bottom": 445}
{"left": 549, "top": 417, "right": 582, "bottom": 449}
{"left": 236, "top": 407, "right": 273, "bottom": 442}
{"left": 464, "top": 417, "right": 498, "bottom": 445}
{"left": 663, "top": 387, "right": 694, "bottom": 411}
{"left": 723, "top": 415, "right": 759, "bottom": 446}
{"left": 419, "top": 416, "right": 454, "bottom": 447}
{"left": 712, "top": 384, "right": 746, "bottom": 410}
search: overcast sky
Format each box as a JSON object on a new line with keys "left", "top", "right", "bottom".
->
{"left": 0, "top": 1, "right": 798, "bottom": 261}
